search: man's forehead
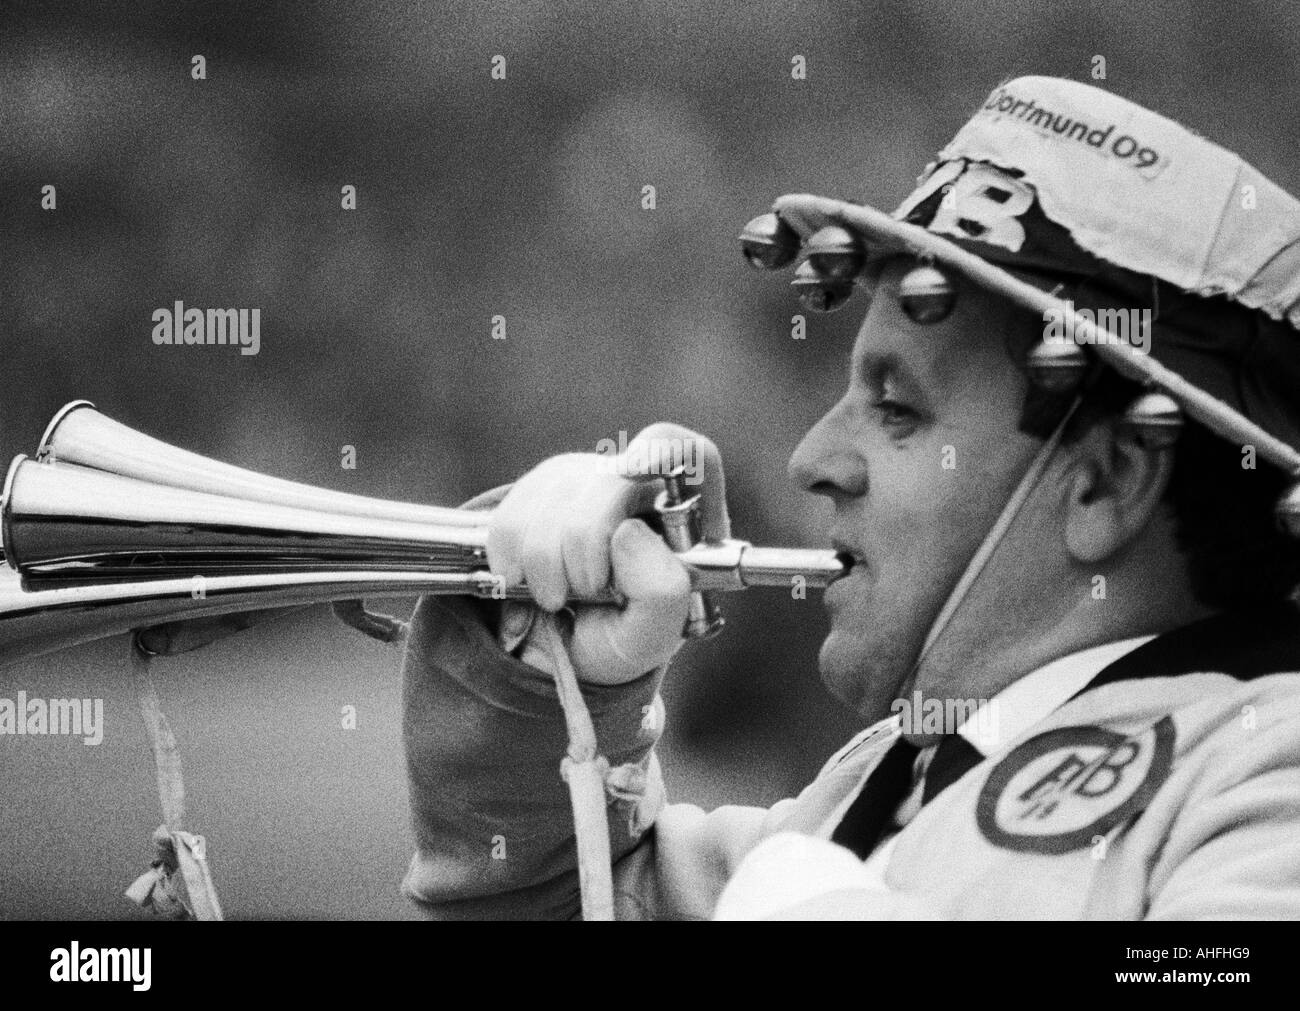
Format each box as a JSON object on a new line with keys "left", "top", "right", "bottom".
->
{"left": 850, "top": 260, "right": 1025, "bottom": 395}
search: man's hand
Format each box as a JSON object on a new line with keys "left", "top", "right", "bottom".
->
{"left": 487, "top": 424, "right": 729, "bottom": 685}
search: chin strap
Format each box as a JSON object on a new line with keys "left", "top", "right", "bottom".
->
{"left": 914, "top": 398, "right": 1082, "bottom": 671}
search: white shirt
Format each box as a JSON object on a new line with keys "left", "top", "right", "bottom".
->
{"left": 863, "top": 635, "right": 1156, "bottom": 877}
{"left": 713, "top": 635, "right": 1161, "bottom": 919}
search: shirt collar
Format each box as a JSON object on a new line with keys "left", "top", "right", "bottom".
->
{"left": 956, "top": 636, "right": 1156, "bottom": 756}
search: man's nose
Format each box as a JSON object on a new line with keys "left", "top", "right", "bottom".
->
{"left": 788, "top": 397, "right": 869, "bottom": 499}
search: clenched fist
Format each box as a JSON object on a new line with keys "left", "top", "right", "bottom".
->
{"left": 487, "top": 424, "right": 729, "bottom": 685}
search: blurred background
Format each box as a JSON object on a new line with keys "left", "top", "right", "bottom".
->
{"left": 2, "top": 0, "right": 1298, "bottom": 918}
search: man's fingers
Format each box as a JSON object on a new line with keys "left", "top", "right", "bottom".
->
{"left": 621, "top": 423, "right": 731, "bottom": 542}
{"left": 610, "top": 518, "right": 691, "bottom": 603}
{"left": 561, "top": 517, "right": 610, "bottom": 601}
{"left": 481, "top": 430, "right": 726, "bottom": 676}
{"left": 570, "top": 519, "right": 689, "bottom": 683}
{"left": 520, "top": 512, "right": 569, "bottom": 611}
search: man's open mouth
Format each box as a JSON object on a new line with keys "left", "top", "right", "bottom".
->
{"left": 830, "top": 539, "right": 864, "bottom": 582}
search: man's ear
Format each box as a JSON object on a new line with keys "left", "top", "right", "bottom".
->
{"left": 1063, "top": 419, "right": 1177, "bottom": 564}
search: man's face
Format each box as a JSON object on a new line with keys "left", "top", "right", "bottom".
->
{"left": 788, "top": 259, "right": 1047, "bottom": 719}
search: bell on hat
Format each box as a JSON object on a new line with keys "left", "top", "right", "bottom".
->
{"left": 739, "top": 212, "right": 801, "bottom": 271}
{"left": 898, "top": 263, "right": 956, "bottom": 324}
{"left": 1026, "top": 338, "right": 1088, "bottom": 393}
{"left": 1122, "top": 391, "right": 1183, "bottom": 449}
{"left": 791, "top": 259, "right": 854, "bottom": 312}
{"left": 1276, "top": 482, "right": 1300, "bottom": 538}
{"left": 803, "top": 225, "right": 866, "bottom": 281}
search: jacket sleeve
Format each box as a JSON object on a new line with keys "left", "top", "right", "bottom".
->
{"left": 400, "top": 593, "right": 657, "bottom": 918}
{"left": 400, "top": 593, "right": 796, "bottom": 920}
{"left": 1144, "top": 693, "right": 1300, "bottom": 920}
{"left": 607, "top": 797, "right": 800, "bottom": 919}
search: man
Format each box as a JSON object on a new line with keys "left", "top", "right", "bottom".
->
{"left": 401, "top": 76, "right": 1300, "bottom": 919}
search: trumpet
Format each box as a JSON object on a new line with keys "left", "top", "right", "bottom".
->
{"left": 0, "top": 402, "right": 848, "bottom": 664}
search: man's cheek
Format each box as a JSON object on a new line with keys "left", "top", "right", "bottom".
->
{"left": 926, "top": 449, "right": 1013, "bottom": 536}
{"left": 892, "top": 438, "right": 972, "bottom": 505}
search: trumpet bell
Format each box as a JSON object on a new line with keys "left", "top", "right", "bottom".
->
{"left": 39, "top": 401, "right": 482, "bottom": 528}
{"left": 3, "top": 455, "right": 488, "bottom": 586}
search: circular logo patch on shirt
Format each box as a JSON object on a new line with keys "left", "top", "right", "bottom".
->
{"left": 976, "top": 716, "right": 1175, "bottom": 854}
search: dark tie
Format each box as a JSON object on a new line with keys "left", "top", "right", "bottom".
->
{"left": 922, "top": 733, "right": 985, "bottom": 805}
{"left": 830, "top": 738, "right": 919, "bottom": 859}
{"left": 831, "top": 733, "right": 986, "bottom": 859}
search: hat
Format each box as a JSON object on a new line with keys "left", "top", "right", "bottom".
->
{"left": 743, "top": 76, "right": 1300, "bottom": 490}
{"left": 910, "top": 77, "right": 1300, "bottom": 326}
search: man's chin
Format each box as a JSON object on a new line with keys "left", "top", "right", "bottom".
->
{"left": 817, "top": 631, "right": 911, "bottom": 723}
